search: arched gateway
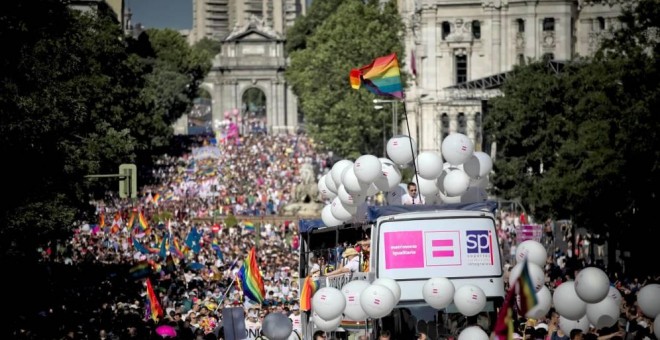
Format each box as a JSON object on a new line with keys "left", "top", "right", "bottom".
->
{"left": 202, "top": 15, "right": 299, "bottom": 135}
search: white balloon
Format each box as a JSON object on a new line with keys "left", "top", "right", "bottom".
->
{"left": 458, "top": 326, "right": 488, "bottom": 340}
{"left": 325, "top": 173, "right": 338, "bottom": 194}
{"left": 553, "top": 281, "right": 587, "bottom": 320}
{"left": 454, "top": 285, "right": 486, "bottom": 317}
{"left": 321, "top": 205, "right": 343, "bottom": 227}
{"left": 262, "top": 313, "right": 293, "bottom": 340}
{"left": 379, "top": 158, "right": 403, "bottom": 190}
{"left": 525, "top": 285, "right": 552, "bottom": 319}
{"left": 318, "top": 175, "right": 337, "bottom": 200}
{"left": 436, "top": 168, "right": 450, "bottom": 194}
{"left": 312, "top": 313, "right": 342, "bottom": 332}
{"left": 416, "top": 151, "right": 444, "bottom": 180}
{"left": 515, "top": 240, "right": 548, "bottom": 268}
{"left": 441, "top": 133, "right": 474, "bottom": 166}
{"left": 558, "top": 314, "right": 589, "bottom": 335}
{"left": 337, "top": 185, "right": 357, "bottom": 207}
{"left": 331, "top": 160, "right": 354, "bottom": 186}
{"left": 509, "top": 262, "right": 545, "bottom": 293}
{"left": 606, "top": 286, "right": 622, "bottom": 306}
{"left": 354, "top": 155, "right": 382, "bottom": 184}
{"left": 586, "top": 297, "right": 619, "bottom": 329}
{"left": 372, "top": 278, "right": 401, "bottom": 305}
{"left": 575, "top": 267, "right": 610, "bottom": 303}
{"left": 636, "top": 283, "right": 660, "bottom": 318}
{"left": 387, "top": 135, "right": 417, "bottom": 165}
{"left": 438, "top": 190, "right": 461, "bottom": 204}
{"left": 312, "top": 287, "right": 346, "bottom": 320}
{"left": 422, "top": 278, "right": 455, "bottom": 309}
{"left": 469, "top": 176, "right": 489, "bottom": 189}
{"left": 359, "top": 284, "right": 396, "bottom": 319}
{"left": 330, "top": 197, "right": 357, "bottom": 221}
{"left": 342, "top": 166, "right": 370, "bottom": 194}
{"left": 373, "top": 173, "right": 390, "bottom": 192}
{"left": 460, "top": 186, "right": 488, "bottom": 203}
{"left": 385, "top": 185, "right": 407, "bottom": 205}
{"left": 443, "top": 169, "right": 470, "bottom": 197}
{"left": 463, "top": 151, "right": 493, "bottom": 179}
{"left": 417, "top": 176, "right": 439, "bottom": 197}
{"left": 366, "top": 182, "right": 379, "bottom": 196}
{"left": 341, "top": 280, "right": 371, "bottom": 321}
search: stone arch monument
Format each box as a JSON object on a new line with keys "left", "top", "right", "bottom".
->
{"left": 202, "top": 15, "right": 299, "bottom": 134}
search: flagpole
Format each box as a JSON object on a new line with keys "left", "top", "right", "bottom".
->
{"left": 401, "top": 99, "right": 422, "bottom": 203}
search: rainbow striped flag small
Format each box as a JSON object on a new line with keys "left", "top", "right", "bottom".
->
{"left": 517, "top": 259, "right": 539, "bottom": 315}
{"left": 300, "top": 276, "right": 319, "bottom": 312}
{"left": 146, "top": 278, "right": 164, "bottom": 322}
{"left": 138, "top": 211, "right": 149, "bottom": 231}
{"left": 237, "top": 247, "right": 265, "bottom": 303}
{"left": 244, "top": 221, "right": 255, "bottom": 232}
{"left": 350, "top": 53, "right": 404, "bottom": 99}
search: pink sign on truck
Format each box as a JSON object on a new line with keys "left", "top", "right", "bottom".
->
{"left": 383, "top": 231, "right": 425, "bottom": 269}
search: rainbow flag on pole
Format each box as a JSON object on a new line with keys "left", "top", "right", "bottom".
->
{"left": 300, "top": 276, "right": 319, "bottom": 312}
{"left": 349, "top": 53, "right": 404, "bottom": 99}
{"left": 517, "top": 259, "right": 539, "bottom": 315}
{"left": 237, "top": 247, "right": 265, "bottom": 303}
{"left": 145, "top": 278, "right": 164, "bottom": 322}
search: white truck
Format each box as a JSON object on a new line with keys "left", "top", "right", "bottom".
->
{"left": 297, "top": 201, "right": 505, "bottom": 340}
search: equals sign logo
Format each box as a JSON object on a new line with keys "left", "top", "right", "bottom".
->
{"left": 432, "top": 239, "right": 455, "bottom": 258}
{"left": 471, "top": 293, "right": 478, "bottom": 300}
{"left": 348, "top": 296, "right": 355, "bottom": 302}
{"left": 373, "top": 298, "right": 381, "bottom": 305}
{"left": 461, "top": 145, "right": 467, "bottom": 151}
{"left": 320, "top": 295, "right": 327, "bottom": 301}
{"left": 432, "top": 288, "right": 438, "bottom": 294}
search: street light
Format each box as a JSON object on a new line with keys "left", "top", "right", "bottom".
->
{"left": 373, "top": 99, "right": 399, "bottom": 136}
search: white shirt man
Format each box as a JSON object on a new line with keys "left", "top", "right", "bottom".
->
{"left": 326, "top": 248, "right": 361, "bottom": 277}
{"left": 401, "top": 183, "right": 425, "bottom": 205}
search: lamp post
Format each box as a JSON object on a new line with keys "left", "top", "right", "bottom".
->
{"left": 373, "top": 99, "right": 399, "bottom": 136}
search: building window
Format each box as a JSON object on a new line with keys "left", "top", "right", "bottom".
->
{"left": 441, "top": 113, "right": 450, "bottom": 137}
{"left": 457, "top": 113, "right": 467, "bottom": 134}
{"left": 517, "top": 18, "right": 525, "bottom": 33}
{"left": 597, "top": 17, "right": 606, "bottom": 31}
{"left": 455, "top": 55, "right": 467, "bottom": 84}
{"left": 543, "top": 18, "right": 555, "bottom": 31}
{"left": 472, "top": 20, "right": 481, "bottom": 39}
{"left": 442, "top": 21, "right": 451, "bottom": 40}
{"left": 518, "top": 54, "right": 525, "bottom": 65}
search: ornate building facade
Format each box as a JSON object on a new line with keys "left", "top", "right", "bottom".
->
{"left": 401, "top": 0, "right": 625, "bottom": 153}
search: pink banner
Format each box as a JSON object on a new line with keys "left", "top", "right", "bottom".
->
{"left": 383, "top": 231, "right": 425, "bottom": 269}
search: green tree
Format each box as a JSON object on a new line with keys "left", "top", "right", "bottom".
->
{"left": 128, "top": 28, "right": 212, "bottom": 161}
{"left": 193, "top": 37, "right": 222, "bottom": 58}
{"left": 485, "top": 0, "right": 659, "bottom": 273}
{"left": 0, "top": 1, "right": 145, "bottom": 258}
{"left": 286, "top": 0, "right": 406, "bottom": 158}
{"left": 285, "top": 0, "right": 344, "bottom": 53}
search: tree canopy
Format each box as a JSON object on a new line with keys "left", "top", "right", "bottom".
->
{"left": 484, "top": 0, "right": 659, "bottom": 272}
{"left": 285, "top": 0, "right": 406, "bottom": 159}
{"left": 0, "top": 0, "right": 210, "bottom": 259}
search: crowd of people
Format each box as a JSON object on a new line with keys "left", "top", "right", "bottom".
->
{"left": 19, "top": 131, "right": 334, "bottom": 340}
{"left": 14, "top": 126, "right": 659, "bottom": 340}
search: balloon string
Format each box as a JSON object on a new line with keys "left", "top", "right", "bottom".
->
{"left": 401, "top": 100, "right": 421, "bottom": 204}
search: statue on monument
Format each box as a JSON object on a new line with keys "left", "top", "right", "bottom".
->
{"left": 283, "top": 162, "right": 323, "bottom": 217}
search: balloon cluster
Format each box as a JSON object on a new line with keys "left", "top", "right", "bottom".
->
{"left": 318, "top": 133, "right": 493, "bottom": 226}
{"left": 510, "top": 240, "right": 660, "bottom": 337}
{"left": 310, "top": 278, "right": 402, "bottom": 332}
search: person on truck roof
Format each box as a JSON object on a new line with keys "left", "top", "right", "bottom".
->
{"left": 325, "top": 248, "right": 360, "bottom": 277}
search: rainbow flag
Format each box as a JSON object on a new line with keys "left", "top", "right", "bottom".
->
{"left": 517, "top": 259, "right": 538, "bottom": 315}
{"left": 300, "top": 276, "right": 319, "bottom": 312}
{"left": 138, "top": 211, "right": 149, "bottom": 231}
{"left": 244, "top": 221, "right": 255, "bottom": 232}
{"left": 349, "top": 53, "right": 404, "bottom": 99}
{"left": 152, "top": 193, "right": 162, "bottom": 205}
{"left": 129, "top": 261, "right": 152, "bottom": 280}
{"left": 237, "top": 247, "right": 265, "bottom": 303}
{"left": 145, "top": 278, "right": 164, "bottom": 322}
